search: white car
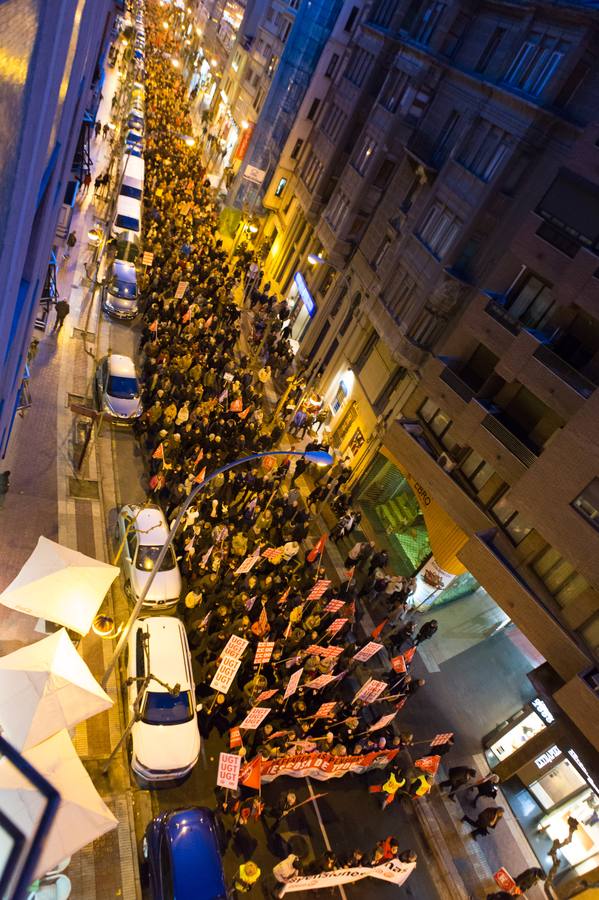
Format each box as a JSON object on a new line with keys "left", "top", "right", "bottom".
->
{"left": 116, "top": 504, "right": 182, "bottom": 608}
{"left": 113, "top": 194, "right": 142, "bottom": 237}
{"left": 95, "top": 354, "right": 142, "bottom": 420}
{"left": 126, "top": 617, "right": 200, "bottom": 784}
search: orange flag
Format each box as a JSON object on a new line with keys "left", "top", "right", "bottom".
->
{"left": 152, "top": 443, "right": 164, "bottom": 460}
{"left": 307, "top": 534, "right": 327, "bottom": 563}
{"left": 371, "top": 618, "right": 388, "bottom": 640}
{"left": 149, "top": 320, "right": 159, "bottom": 334}
{"left": 194, "top": 448, "right": 204, "bottom": 468}
{"left": 240, "top": 755, "right": 262, "bottom": 790}
{"left": 182, "top": 309, "right": 191, "bottom": 323}
{"left": 195, "top": 466, "right": 206, "bottom": 484}
{"left": 229, "top": 397, "right": 243, "bottom": 412}
{"left": 403, "top": 646, "right": 417, "bottom": 665}
{"left": 238, "top": 406, "right": 251, "bottom": 420}
{"left": 204, "top": 315, "right": 213, "bottom": 328}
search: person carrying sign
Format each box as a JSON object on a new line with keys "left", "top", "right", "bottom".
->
{"left": 370, "top": 767, "right": 407, "bottom": 809}
{"left": 233, "top": 861, "right": 261, "bottom": 894}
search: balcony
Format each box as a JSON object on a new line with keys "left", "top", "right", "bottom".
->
{"left": 481, "top": 410, "right": 539, "bottom": 468}
{"left": 483, "top": 294, "right": 520, "bottom": 335}
{"left": 439, "top": 365, "right": 476, "bottom": 403}
{"left": 404, "top": 133, "right": 440, "bottom": 178}
{"left": 532, "top": 343, "right": 596, "bottom": 399}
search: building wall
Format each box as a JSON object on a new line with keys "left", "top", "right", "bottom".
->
{"left": 0, "top": 0, "right": 112, "bottom": 454}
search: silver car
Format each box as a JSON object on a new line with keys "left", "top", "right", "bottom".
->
{"left": 102, "top": 259, "right": 138, "bottom": 319}
{"left": 95, "top": 354, "right": 142, "bottom": 421}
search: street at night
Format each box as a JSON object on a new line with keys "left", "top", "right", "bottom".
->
{"left": 1, "top": 2, "right": 599, "bottom": 900}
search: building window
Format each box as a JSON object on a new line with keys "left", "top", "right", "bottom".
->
{"left": 274, "top": 177, "right": 287, "bottom": 198}
{"left": 325, "top": 52, "right": 339, "bottom": 78}
{"left": 416, "top": 202, "right": 461, "bottom": 259}
{"left": 289, "top": 0, "right": 300, "bottom": 8}
{"left": 344, "top": 47, "right": 374, "bottom": 87}
{"left": 301, "top": 152, "right": 323, "bottom": 191}
{"left": 280, "top": 18, "right": 292, "bottom": 42}
{"left": 290, "top": 138, "right": 304, "bottom": 160}
{"left": 321, "top": 103, "right": 347, "bottom": 142}
{"left": 374, "top": 366, "right": 405, "bottom": 414}
{"left": 456, "top": 120, "right": 510, "bottom": 182}
{"left": 344, "top": 5, "right": 359, "bottom": 31}
{"left": 441, "top": 11, "right": 471, "bottom": 59}
{"left": 354, "top": 331, "right": 377, "bottom": 371}
{"left": 532, "top": 545, "right": 589, "bottom": 608}
{"left": 371, "top": 0, "right": 396, "bottom": 28}
{"left": 475, "top": 26, "right": 506, "bottom": 74}
{"left": 490, "top": 495, "right": 532, "bottom": 545}
{"left": 353, "top": 134, "right": 377, "bottom": 175}
{"left": 372, "top": 236, "right": 391, "bottom": 271}
{"left": 572, "top": 478, "right": 599, "bottom": 532}
{"left": 410, "top": 2, "right": 446, "bottom": 46}
{"left": 378, "top": 68, "right": 409, "bottom": 113}
{"left": 306, "top": 97, "right": 321, "bottom": 121}
{"left": 504, "top": 33, "right": 570, "bottom": 97}
{"left": 418, "top": 399, "right": 452, "bottom": 439}
{"left": 326, "top": 192, "right": 350, "bottom": 231}
{"left": 536, "top": 168, "right": 599, "bottom": 255}
{"left": 373, "top": 159, "right": 395, "bottom": 190}
{"left": 383, "top": 267, "right": 417, "bottom": 322}
{"left": 506, "top": 272, "right": 555, "bottom": 330}
{"left": 254, "top": 88, "right": 265, "bottom": 112}
{"left": 433, "top": 110, "right": 460, "bottom": 166}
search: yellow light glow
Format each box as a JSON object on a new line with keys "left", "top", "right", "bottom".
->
{"left": 162, "top": 20, "right": 169, "bottom": 29}
{"left": 248, "top": 224, "right": 258, "bottom": 234}
{"left": 211, "top": 58, "right": 218, "bottom": 66}
{"left": 184, "top": 136, "right": 195, "bottom": 147}
{"left": 171, "top": 57, "right": 180, "bottom": 68}
{"left": 241, "top": 120, "right": 249, "bottom": 129}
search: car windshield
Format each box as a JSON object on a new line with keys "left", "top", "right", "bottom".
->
{"left": 109, "top": 277, "right": 137, "bottom": 299}
{"left": 120, "top": 184, "right": 142, "bottom": 200}
{"left": 115, "top": 214, "right": 140, "bottom": 232}
{"left": 136, "top": 544, "right": 176, "bottom": 572}
{"left": 141, "top": 689, "right": 193, "bottom": 725}
{"left": 107, "top": 374, "right": 138, "bottom": 399}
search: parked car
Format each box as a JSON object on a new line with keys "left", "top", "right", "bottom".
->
{"left": 95, "top": 354, "right": 142, "bottom": 420}
{"left": 102, "top": 259, "right": 138, "bottom": 319}
{"left": 113, "top": 194, "right": 141, "bottom": 237}
{"left": 111, "top": 228, "right": 140, "bottom": 264}
{"left": 116, "top": 504, "right": 182, "bottom": 608}
{"left": 126, "top": 617, "right": 200, "bottom": 785}
{"left": 142, "top": 807, "right": 227, "bottom": 900}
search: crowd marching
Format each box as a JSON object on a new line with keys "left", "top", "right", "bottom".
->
{"left": 116, "top": 3, "right": 525, "bottom": 896}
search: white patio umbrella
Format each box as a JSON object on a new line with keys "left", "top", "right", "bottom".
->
{"left": 0, "top": 730, "right": 117, "bottom": 878}
{"left": 0, "top": 629, "right": 113, "bottom": 751}
{"left": 0, "top": 537, "right": 120, "bottom": 635}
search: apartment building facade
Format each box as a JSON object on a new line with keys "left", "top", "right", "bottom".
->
{"left": 0, "top": 0, "right": 113, "bottom": 455}
{"left": 260, "top": 0, "right": 599, "bottom": 882}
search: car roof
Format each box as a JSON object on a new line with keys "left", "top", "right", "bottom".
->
{"left": 137, "top": 618, "right": 189, "bottom": 690}
{"left": 107, "top": 354, "right": 136, "bottom": 378}
{"left": 133, "top": 505, "right": 169, "bottom": 545}
{"left": 115, "top": 229, "right": 140, "bottom": 246}
{"left": 116, "top": 194, "right": 141, "bottom": 217}
{"left": 113, "top": 259, "right": 137, "bottom": 282}
{"left": 165, "top": 808, "right": 226, "bottom": 900}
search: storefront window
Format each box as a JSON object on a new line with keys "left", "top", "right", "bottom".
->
{"left": 541, "top": 787, "right": 599, "bottom": 873}
{"left": 530, "top": 756, "right": 585, "bottom": 809}
{"left": 489, "top": 711, "right": 547, "bottom": 761}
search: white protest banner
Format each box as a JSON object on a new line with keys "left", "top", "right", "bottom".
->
{"left": 367, "top": 712, "right": 397, "bottom": 733}
{"left": 260, "top": 747, "right": 400, "bottom": 784}
{"left": 283, "top": 667, "right": 304, "bottom": 700}
{"left": 210, "top": 655, "right": 241, "bottom": 694}
{"left": 174, "top": 280, "right": 188, "bottom": 299}
{"left": 240, "top": 706, "right": 271, "bottom": 730}
{"left": 306, "top": 579, "right": 331, "bottom": 602}
{"left": 430, "top": 732, "right": 454, "bottom": 747}
{"left": 326, "top": 617, "right": 348, "bottom": 637}
{"left": 234, "top": 553, "right": 261, "bottom": 575}
{"left": 222, "top": 635, "right": 249, "bottom": 660}
{"left": 216, "top": 752, "right": 241, "bottom": 791}
{"left": 254, "top": 641, "right": 275, "bottom": 666}
{"left": 313, "top": 701, "right": 336, "bottom": 719}
{"left": 280, "top": 860, "right": 415, "bottom": 895}
{"left": 324, "top": 599, "right": 344, "bottom": 614}
{"left": 142, "top": 251, "right": 154, "bottom": 266}
{"left": 353, "top": 678, "right": 387, "bottom": 704}
{"left": 255, "top": 689, "right": 278, "bottom": 704}
{"left": 305, "top": 673, "right": 336, "bottom": 691}
{"left": 352, "top": 641, "right": 384, "bottom": 663}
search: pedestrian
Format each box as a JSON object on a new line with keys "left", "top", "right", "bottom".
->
{"left": 407, "top": 772, "right": 433, "bottom": 798}
{"left": 341, "top": 849, "right": 365, "bottom": 868}
{"left": 0, "top": 470, "right": 10, "bottom": 509}
{"left": 439, "top": 766, "right": 477, "bottom": 799}
{"left": 233, "top": 860, "right": 261, "bottom": 894}
{"left": 378, "top": 769, "right": 406, "bottom": 809}
{"left": 52, "top": 299, "right": 70, "bottom": 333}
{"left": 272, "top": 853, "right": 302, "bottom": 894}
{"left": 94, "top": 120, "right": 102, "bottom": 138}
{"left": 62, "top": 231, "right": 77, "bottom": 261}
{"left": 471, "top": 774, "right": 500, "bottom": 804}
{"left": 461, "top": 806, "right": 504, "bottom": 839}
{"left": 514, "top": 867, "right": 546, "bottom": 892}
{"left": 372, "top": 836, "right": 400, "bottom": 863}
{"left": 344, "top": 540, "right": 374, "bottom": 570}
{"left": 414, "top": 619, "right": 438, "bottom": 645}
{"left": 308, "top": 851, "right": 337, "bottom": 874}
{"left": 103, "top": 122, "right": 110, "bottom": 138}
{"left": 81, "top": 171, "right": 92, "bottom": 194}
{"left": 368, "top": 549, "right": 388, "bottom": 575}
{"left": 267, "top": 790, "right": 297, "bottom": 829}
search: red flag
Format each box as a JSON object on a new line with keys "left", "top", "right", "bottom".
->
{"left": 238, "top": 406, "right": 251, "bottom": 419}
{"left": 195, "top": 466, "right": 206, "bottom": 484}
{"left": 194, "top": 448, "right": 204, "bottom": 468}
{"left": 182, "top": 309, "right": 191, "bottom": 323}
{"left": 403, "top": 646, "right": 417, "bottom": 665}
{"left": 371, "top": 618, "right": 388, "bottom": 640}
{"left": 229, "top": 727, "right": 243, "bottom": 749}
{"left": 240, "top": 755, "right": 262, "bottom": 790}
{"left": 229, "top": 397, "right": 243, "bottom": 412}
{"left": 204, "top": 315, "right": 213, "bottom": 328}
{"left": 391, "top": 655, "right": 407, "bottom": 674}
{"left": 307, "top": 534, "right": 327, "bottom": 564}
{"left": 152, "top": 443, "right": 164, "bottom": 460}
{"left": 149, "top": 320, "right": 159, "bottom": 333}
{"left": 414, "top": 754, "right": 441, "bottom": 776}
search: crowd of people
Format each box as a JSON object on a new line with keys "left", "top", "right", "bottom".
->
{"left": 122, "top": 3, "right": 532, "bottom": 896}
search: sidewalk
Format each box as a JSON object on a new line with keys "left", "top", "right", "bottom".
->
{"left": 0, "top": 59, "right": 141, "bottom": 900}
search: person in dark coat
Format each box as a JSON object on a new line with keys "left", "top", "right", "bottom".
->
{"left": 514, "top": 867, "right": 546, "bottom": 892}
{"left": 439, "top": 766, "right": 476, "bottom": 799}
{"left": 461, "top": 806, "right": 504, "bottom": 839}
{"left": 471, "top": 774, "right": 500, "bottom": 804}
{"left": 414, "top": 620, "right": 438, "bottom": 645}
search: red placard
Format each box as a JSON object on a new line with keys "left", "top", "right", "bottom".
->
{"left": 222, "top": 635, "right": 249, "bottom": 659}
{"left": 255, "top": 688, "right": 278, "bottom": 704}
{"left": 254, "top": 641, "right": 275, "bottom": 666}
{"left": 324, "top": 599, "right": 344, "bottom": 614}
{"left": 174, "top": 280, "right": 188, "bottom": 299}
{"left": 230, "top": 727, "right": 243, "bottom": 749}
{"left": 352, "top": 642, "right": 384, "bottom": 663}
{"left": 305, "top": 645, "right": 344, "bottom": 659}
{"left": 326, "top": 617, "right": 348, "bottom": 636}
{"left": 306, "top": 579, "right": 331, "bottom": 602}
{"left": 430, "top": 732, "right": 454, "bottom": 747}
{"left": 414, "top": 755, "right": 441, "bottom": 776}
{"left": 313, "top": 701, "right": 337, "bottom": 719}
{"left": 283, "top": 667, "right": 304, "bottom": 700}
{"left": 240, "top": 706, "right": 271, "bottom": 730}
{"left": 493, "top": 868, "right": 518, "bottom": 892}
{"left": 217, "top": 752, "right": 241, "bottom": 790}
{"left": 391, "top": 654, "right": 407, "bottom": 674}
{"left": 305, "top": 673, "right": 337, "bottom": 691}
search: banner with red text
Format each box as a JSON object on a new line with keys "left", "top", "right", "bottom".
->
{"left": 259, "top": 747, "right": 399, "bottom": 783}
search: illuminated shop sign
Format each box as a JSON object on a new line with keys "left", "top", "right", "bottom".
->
{"left": 531, "top": 698, "right": 555, "bottom": 725}
{"left": 535, "top": 745, "right": 561, "bottom": 769}
{"left": 568, "top": 749, "right": 599, "bottom": 794}
{"left": 294, "top": 272, "right": 316, "bottom": 317}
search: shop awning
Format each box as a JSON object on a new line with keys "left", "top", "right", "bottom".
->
{"left": 380, "top": 448, "right": 468, "bottom": 576}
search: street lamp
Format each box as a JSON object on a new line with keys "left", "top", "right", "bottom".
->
{"left": 101, "top": 449, "right": 333, "bottom": 689}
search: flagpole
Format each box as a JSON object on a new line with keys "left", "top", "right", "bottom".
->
{"left": 101, "top": 449, "right": 333, "bottom": 690}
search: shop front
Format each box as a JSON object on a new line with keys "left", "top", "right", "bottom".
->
{"left": 286, "top": 272, "right": 316, "bottom": 352}
{"left": 484, "top": 693, "right": 599, "bottom": 885}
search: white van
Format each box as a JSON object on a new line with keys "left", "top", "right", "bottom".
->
{"left": 121, "top": 155, "right": 144, "bottom": 203}
{"left": 113, "top": 194, "right": 142, "bottom": 237}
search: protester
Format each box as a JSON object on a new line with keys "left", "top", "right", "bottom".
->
{"left": 233, "top": 861, "right": 261, "bottom": 894}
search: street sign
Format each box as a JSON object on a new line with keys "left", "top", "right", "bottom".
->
{"left": 242, "top": 165, "right": 266, "bottom": 185}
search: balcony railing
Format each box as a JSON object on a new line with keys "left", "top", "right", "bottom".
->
{"left": 532, "top": 344, "right": 596, "bottom": 399}
{"left": 484, "top": 298, "right": 520, "bottom": 335}
{"left": 440, "top": 366, "right": 476, "bottom": 402}
{"left": 482, "top": 413, "right": 538, "bottom": 468}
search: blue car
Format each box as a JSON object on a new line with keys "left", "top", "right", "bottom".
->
{"left": 142, "top": 807, "right": 228, "bottom": 899}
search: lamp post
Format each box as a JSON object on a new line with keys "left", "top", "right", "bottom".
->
{"left": 101, "top": 448, "right": 333, "bottom": 689}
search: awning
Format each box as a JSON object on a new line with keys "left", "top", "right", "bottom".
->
{"left": 380, "top": 448, "right": 468, "bottom": 576}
